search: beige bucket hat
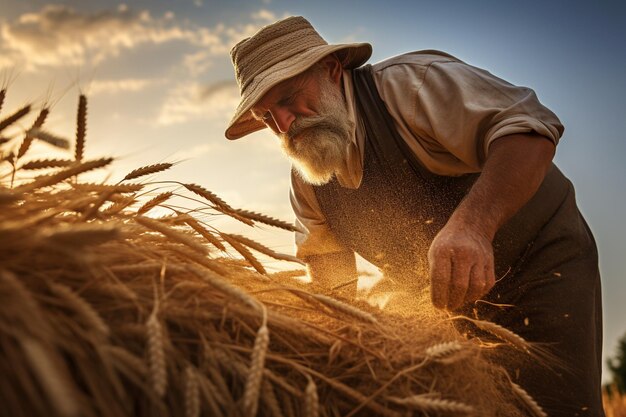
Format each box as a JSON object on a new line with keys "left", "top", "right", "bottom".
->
{"left": 225, "top": 16, "right": 372, "bottom": 140}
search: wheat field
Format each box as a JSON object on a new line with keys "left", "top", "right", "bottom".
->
{"left": 1, "top": 88, "right": 619, "bottom": 416}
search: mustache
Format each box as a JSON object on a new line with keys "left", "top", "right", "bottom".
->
{"left": 283, "top": 114, "right": 346, "bottom": 143}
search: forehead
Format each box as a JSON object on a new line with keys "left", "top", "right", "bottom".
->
{"left": 251, "top": 71, "right": 311, "bottom": 113}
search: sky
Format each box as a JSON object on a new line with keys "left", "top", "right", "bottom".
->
{"left": 0, "top": 0, "right": 625, "bottom": 382}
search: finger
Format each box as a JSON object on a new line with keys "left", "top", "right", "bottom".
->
{"left": 447, "top": 255, "right": 472, "bottom": 310}
{"left": 463, "top": 263, "right": 485, "bottom": 305}
{"left": 430, "top": 253, "right": 451, "bottom": 309}
{"left": 483, "top": 260, "right": 496, "bottom": 296}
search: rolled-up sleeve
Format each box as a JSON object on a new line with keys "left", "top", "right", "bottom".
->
{"left": 289, "top": 170, "right": 347, "bottom": 258}
{"left": 376, "top": 57, "right": 565, "bottom": 174}
{"left": 417, "top": 61, "right": 564, "bottom": 165}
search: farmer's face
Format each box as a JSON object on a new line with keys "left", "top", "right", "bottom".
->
{"left": 251, "top": 63, "right": 352, "bottom": 185}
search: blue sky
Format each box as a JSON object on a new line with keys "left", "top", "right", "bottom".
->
{"left": 1, "top": 0, "right": 625, "bottom": 381}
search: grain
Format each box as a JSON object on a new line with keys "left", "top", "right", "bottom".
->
{"left": 75, "top": 95, "right": 86, "bottom": 162}
{"left": 137, "top": 191, "right": 174, "bottom": 215}
{"left": 123, "top": 163, "right": 173, "bottom": 181}
{"left": 310, "top": 293, "right": 378, "bottom": 324}
{"left": 387, "top": 394, "right": 475, "bottom": 414}
{"left": 21, "top": 158, "right": 73, "bottom": 170}
{"left": 242, "top": 319, "right": 270, "bottom": 417}
{"left": 0, "top": 104, "right": 30, "bottom": 132}
{"left": 184, "top": 366, "right": 200, "bottom": 417}
{"left": 511, "top": 382, "right": 547, "bottom": 417}
{"left": 49, "top": 283, "right": 110, "bottom": 339}
{"left": 304, "top": 376, "right": 319, "bottom": 417}
{"left": 146, "top": 309, "right": 167, "bottom": 397}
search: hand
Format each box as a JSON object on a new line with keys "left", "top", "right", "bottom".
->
{"left": 428, "top": 220, "right": 496, "bottom": 310}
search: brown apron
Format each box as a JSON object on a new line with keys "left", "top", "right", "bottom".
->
{"left": 312, "top": 65, "right": 604, "bottom": 416}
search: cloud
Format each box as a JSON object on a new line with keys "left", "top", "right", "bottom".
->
{"left": 157, "top": 80, "right": 239, "bottom": 125}
{"left": 0, "top": 5, "right": 281, "bottom": 71}
{"left": 89, "top": 78, "right": 164, "bottom": 95}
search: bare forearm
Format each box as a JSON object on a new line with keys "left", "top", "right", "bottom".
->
{"left": 429, "top": 132, "right": 556, "bottom": 310}
{"left": 450, "top": 133, "right": 556, "bottom": 239}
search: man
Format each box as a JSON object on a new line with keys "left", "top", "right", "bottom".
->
{"left": 225, "top": 16, "right": 604, "bottom": 417}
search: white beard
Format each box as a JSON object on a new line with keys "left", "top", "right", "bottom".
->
{"left": 279, "top": 75, "right": 353, "bottom": 186}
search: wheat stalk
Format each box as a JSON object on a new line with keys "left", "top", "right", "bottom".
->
{"left": 75, "top": 94, "right": 86, "bottom": 162}
{"left": 242, "top": 307, "right": 270, "bottom": 417}
{"left": 146, "top": 308, "right": 167, "bottom": 397}
{"left": 137, "top": 191, "right": 174, "bottom": 215}
{"left": 387, "top": 394, "right": 475, "bottom": 414}
{"left": 0, "top": 104, "right": 30, "bottom": 132}
{"left": 49, "top": 283, "right": 110, "bottom": 339}
{"left": 184, "top": 366, "right": 200, "bottom": 417}
{"left": 304, "top": 375, "right": 319, "bottom": 417}
{"left": 122, "top": 163, "right": 173, "bottom": 181}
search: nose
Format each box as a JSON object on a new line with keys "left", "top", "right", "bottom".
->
{"left": 270, "top": 106, "right": 295, "bottom": 134}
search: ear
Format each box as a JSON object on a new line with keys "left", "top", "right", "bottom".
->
{"left": 320, "top": 54, "right": 343, "bottom": 85}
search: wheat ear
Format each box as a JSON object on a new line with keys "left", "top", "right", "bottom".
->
{"left": 75, "top": 94, "right": 86, "bottom": 162}
{"left": 304, "top": 375, "right": 319, "bottom": 417}
{"left": 232, "top": 208, "right": 305, "bottom": 233}
{"left": 49, "top": 283, "right": 110, "bottom": 338}
{"left": 0, "top": 104, "right": 30, "bottom": 132}
{"left": 242, "top": 307, "right": 270, "bottom": 417}
{"left": 21, "top": 158, "right": 73, "bottom": 170}
{"left": 20, "top": 336, "right": 80, "bottom": 417}
{"left": 458, "top": 317, "right": 529, "bottom": 351}
{"left": 183, "top": 183, "right": 235, "bottom": 212}
{"left": 18, "top": 157, "right": 113, "bottom": 192}
{"left": 27, "top": 128, "right": 70, "bottom": 149}
{"left": 135, "top": 216, "right": 208, "bottom": 254}
{"left": 137, "top": 191, "right": 174, "bottom": 215}
{"left": 182, "top": 216, "right": 226, "bottom": 251}
{"left": 146, "top": 308, "right": 167, "bottom": 397}
{"left": 387, "top": 394, "right": 474, "bottom": 414}
{"left": 425, "top": 341, "right": 463, "bottom": 362}
{"left": 0, "top": 88, "right": 5, "bottom": 114}
{"left": 72, "top": 182, "right": 143, "bottom": 193}
{"left": 510, "top": 382, "right": 548, "bottom": 417}
{"left": 122, "top": 162, "right": 173, "bottom": 181}
{"left": 184, "top": 366, "right": 200, "bottom": 417}
{"left": 262, "top": 381, "right": 284, "bottom": 417}
{"left": 310, "top": 293, "right": 378, "bottom": 324}
{"left": 224, "top": 233, "right": 305, "bottom": 265}
{"left": 187, "top": 265, "right": 261, "bottom": 311}
{"left": 17, "top": 107, "right": 49, "bottom": 159}
{"left": 220, "top": 233, "right": 267, "bottom": 275}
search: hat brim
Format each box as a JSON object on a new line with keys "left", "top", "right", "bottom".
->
{"left": 225, "top": 42, "right": 372, "bottom": 140}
